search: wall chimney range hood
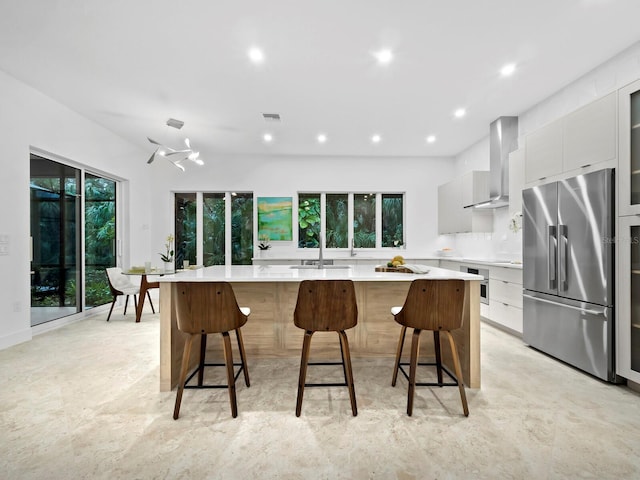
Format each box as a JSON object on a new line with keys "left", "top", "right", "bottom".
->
{"left": 475, "top": 116, "right": 518, "bottom": 209}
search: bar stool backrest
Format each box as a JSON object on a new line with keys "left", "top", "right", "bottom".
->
{"left": 394, "top": 279, "right": 465, "bottom": 331}
{"left": 173, "top": 282, "right": 248, "bottom": 335}
{"left": 294, "top": 280, "right": 358, "bottom": 332}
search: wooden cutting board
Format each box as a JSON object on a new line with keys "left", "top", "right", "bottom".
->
{"left": 375, "top": 266, "right": 414, "bottom": 274}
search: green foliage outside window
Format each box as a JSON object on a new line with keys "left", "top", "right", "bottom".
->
{"left": 298, "top": 194, "right": 320, "bottom": 248}
{"left": 231, "top": 193, "right": 253, "bottom": 265}
{"left": 354, "top": 194, "right": 376, "bottom": 248}
{"left": 382, "top": 194, "right": 404, "bottom": 247}
{"left": 175, "top": 193, "right": 197, "bottom": 267}
{"left": 203, "top": 193, "right": 226, "bottom": 266}
{"left": 326, "top": 194, "right": 348, "bottom": 248}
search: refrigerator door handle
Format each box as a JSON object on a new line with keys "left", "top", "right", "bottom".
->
{"left": 558, "top": 224, "right": 568, "bottom": 291}
{"left": 548, "top": 225, "right": 557, "bottom": 289}
{"left": 522, "top": 294, "right": 605, "bottom": 316}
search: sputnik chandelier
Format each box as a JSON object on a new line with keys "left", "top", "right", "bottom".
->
{"left": 146, "top": 118, "right": 204, "bottom": 171}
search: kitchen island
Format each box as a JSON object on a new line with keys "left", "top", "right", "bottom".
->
{"left": 157, "top": 265, "right": 482, "bottom": 391}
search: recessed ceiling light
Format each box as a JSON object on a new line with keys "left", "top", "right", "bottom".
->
{"left": 317, "top": 134, "right": 327, "bottom": 143}
{"left": 426, "top": 135, "right": 436, "bottom": 143}
{"left": 371, "top": 134, "right": 381, "bottom": 143}
{"left": 454, "top": 108, "right": 466, "bottom": 118}
{"left": 263, "top": 133, "right": 273, "bottom": 143}
{"left": 500, "top": 63, "right": 516, "bottom": 77}
{"left": 374, "top": 49, "right": 393, "bottom": 65}
{"left": 248, "top": 47, "right": 264, "bottom": 64}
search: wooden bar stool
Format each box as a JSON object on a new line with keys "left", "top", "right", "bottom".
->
{"left": 294, "top": 279, "right": 358, "bottom": 417}
{"left": 391, "top": 279, "right": 469, "bottom": 417}
{"left": 172, "top": 282, "right": 250, "bottom": 420}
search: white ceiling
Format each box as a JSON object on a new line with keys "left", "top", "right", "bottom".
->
{"left": 1, "top": 0, "right": 640, "bottom": 161}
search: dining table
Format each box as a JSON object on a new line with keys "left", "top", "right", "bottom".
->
{"left": 123, "top": 268, "right": 165, "bottom": 322}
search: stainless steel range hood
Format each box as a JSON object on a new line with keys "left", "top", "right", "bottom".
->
{"left": 475, "top": 116, "right": 518, "bottom": 209}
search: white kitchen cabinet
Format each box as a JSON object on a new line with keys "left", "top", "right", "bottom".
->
{"left": 616, "top": 216, "right": 640, "bottom": 384}
{"left": 488, "top": 266, "right": 523, "bottom": 334}
{"left": 438, "top": 177, "right": 493, "bottom": 234}
{"left": 438, "top": 178, "right": 460, "bottom": 234}
{"left": 563, "top": 92, "right": 617, "bottom": 172}
{"left": 524, "top": 92, "right": 617, "bottom": 186}
{"left": 525, "top": 120, "right": 563, "bottom": 183}
{"left": 619, "top": 79, "right": 640, "bottom": 216}
{"left": 461, "top": 170, "right": 490, "bottom": 208}
{"left": 508, "top": 148, "right": 525, "bottom": 217}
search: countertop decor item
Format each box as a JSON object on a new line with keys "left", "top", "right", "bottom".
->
{"left": 509, "top": 212, "right": 522, "bottom": 233}
{"left": 258, "top": 234, "right": 271, "bottom": 250}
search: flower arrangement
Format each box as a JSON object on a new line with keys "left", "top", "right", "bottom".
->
{"left": 258, "top": 234, "right": 271, "bottom": 250}
{"left": 509, "top": 212, "right": 523, "bottom": 234}
{"left": 159, "top": 234, "right": 175, "bottom": 262}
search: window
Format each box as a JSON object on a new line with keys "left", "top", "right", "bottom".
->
{"left": 202, "top": 193, "right": 225, "bottom": 266}
{"left": 177, "top": 192, "right": 253, "bottom": 266}
{"left": 174, "top": 193, "right": 197, "bottom": 268}
{"left": 326, "top": 194, "right": 348, "bottom": 248}
{"left": 298, "top": 193, "right": 320, "bottom": 248}
{"left": 231, "top": 193, "right": 253, "bottom": 265}
{"left": 85, "top": 173, "right": 116, "bottom": 307}
{"left": 382, "top": 194, "right": 404, "bottom": 247}
{"left": 353, "top": 193, "right": 376, "bottom": 248}
{"left": 297, "top": 192, "right": 404, "bottom": 249}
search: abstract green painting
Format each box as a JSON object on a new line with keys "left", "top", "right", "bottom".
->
{"left": 257, "top": 197, "right": 293, "bottom": 241}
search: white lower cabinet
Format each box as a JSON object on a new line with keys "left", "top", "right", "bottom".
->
{"left": 488, "top": 266, "right": 523, "bottom": 334}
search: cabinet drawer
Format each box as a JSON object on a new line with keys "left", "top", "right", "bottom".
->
{"left": 490, "top": 279, "right": 523, "bottom": 309}
{"left": 489, "top": 301, "right": 523, "bottom": 334}
{"left": 489, "top": 266, "right": 522, "bottom": 284}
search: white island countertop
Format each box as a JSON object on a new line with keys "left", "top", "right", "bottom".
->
{"left": 157, "top": 264, "right": 484, "bottom": 283}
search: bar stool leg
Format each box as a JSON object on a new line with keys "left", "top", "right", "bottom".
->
{"left": 173, "top": 334, "right": 195, "bottom": 420}
{"left": 338, "top": 331, "right": 357, "bottom": 416}
{"left": 408, "top": 328, "right": 422, "bottom": 416}
{"left": 392, "top": 325, "right": 407, "bottom": 386}
{"left": 235, "top": 328, "right": 250, "bottom": 387}
{"left": 198, "top": 334, "right": 207, "bottom": 386}
{"left": 222, "top": 331, "right": 238, "bottom": 418}
{"left": 433, "top": 331, "right": 443, "bottom": 385}
{"left": 445, "top": 331, "right": 469, "bottom": 417}
{"left": 296, "top": 330, "right": 313, "bottom": 417}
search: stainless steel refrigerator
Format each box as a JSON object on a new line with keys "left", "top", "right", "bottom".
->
{"left": 522, "top": 168, "right": 617, "bottom": 382}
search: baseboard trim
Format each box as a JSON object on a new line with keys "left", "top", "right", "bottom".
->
{"left": 0, "top": 328, "right": 32, "bottom": 350}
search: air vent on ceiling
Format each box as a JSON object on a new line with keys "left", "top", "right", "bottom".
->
{"left": 166, "top": 118, "right": 184, "bottom": 129}
{"left": 262, "top": 113, "right": 281, "bottom": 122}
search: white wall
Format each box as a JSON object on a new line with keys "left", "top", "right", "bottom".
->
{"left": 0, "top": 70, "right": 152, "bottom": 349}
{"left": 146, "top": 154, "right": 456, "bottom": 262}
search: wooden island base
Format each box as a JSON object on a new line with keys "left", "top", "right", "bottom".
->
{"left": 159, "top": 279, "right": 480, "bottom": 391}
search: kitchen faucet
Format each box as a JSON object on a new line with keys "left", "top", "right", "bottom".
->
{"left": 350, "top": 238, "right": 357, "bottom": 257}
{"left": 318, "top": 236, "right": 324, "bottom": 269}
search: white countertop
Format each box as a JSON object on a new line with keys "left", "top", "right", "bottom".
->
{"left": 157, "top": 264, "right": 483, "bottom": 283}
{"left": 437, "top": 257, "right": 523, "bottom": 269}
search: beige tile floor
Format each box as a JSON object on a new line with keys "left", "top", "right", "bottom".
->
{"left": 2, "top": 306, "right": 640, "bottom": 479}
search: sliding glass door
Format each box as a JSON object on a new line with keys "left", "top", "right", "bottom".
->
{"left": 30, "top": 154, "right": 118, "bottom": 325}
{"left": 30, "top": 155, "right": 81, "bottom": 325}
{"left": 84, "top": 173, "right": 116, "bottom": 308}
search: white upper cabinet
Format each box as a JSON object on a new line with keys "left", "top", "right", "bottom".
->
{"left": 525, "top": 120, "right": 563, "bottom": 183}
{"left": 461, "top": 170, "right": 490, "bottom": 207}
{"left": 508, "top": 148, "right": 525, "bottom": 217}
{"left": 524, "top": 92, "right": 617, "bottom": 186}
{"left": 563, "top": 92, "right": 617, "bottom": 172}
{"left": 438, "top": 176, "right": 492, "bottom": 234}
{"left": 619, "top": 79, "right": 640, "bottom": 216}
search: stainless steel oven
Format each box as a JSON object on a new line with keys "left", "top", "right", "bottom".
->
{"left": 460, "top": 266, "right": 489, "bottom": 305}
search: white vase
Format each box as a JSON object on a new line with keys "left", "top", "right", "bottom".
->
{"left": 163, "top": 261, "right": 173, "bottom": 273}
